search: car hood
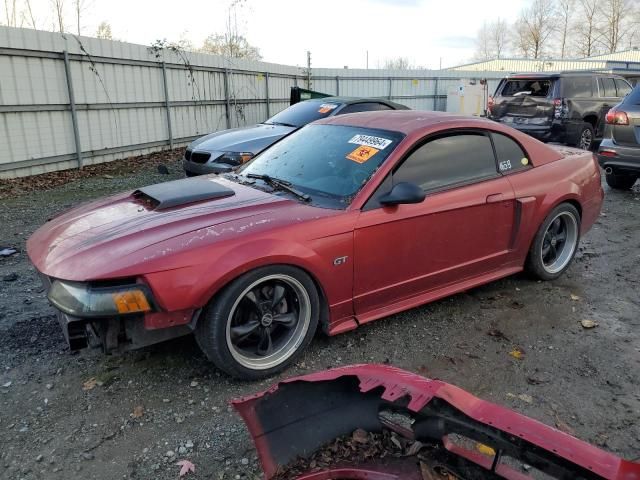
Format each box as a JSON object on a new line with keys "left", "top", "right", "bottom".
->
{"left": 27, "top": 177, "right": 328, "bottom": 281}
{"left": 189, "top": 123, "right": 296, "bottom": 155}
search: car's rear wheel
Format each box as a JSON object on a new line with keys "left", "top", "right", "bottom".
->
{"left": 526, "top": 203, "right": 581, "bottom": 281}
{"left": 605, "top": 172, "right": 637, "bottom": 190}
{"left": 185, "top": 170, "right": 199, "bottom": 177}
{"left": 574, "top": 123, "right": 595, "bottom": 150}
{"left": 195, "top": 265, "right": 319, "bottom": 379}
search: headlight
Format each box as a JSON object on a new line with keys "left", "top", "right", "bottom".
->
{"left": 48, "top": 280, "right": 154, "bottom": 317}
{"left": 217, "top": 152, "right": 254, "bottom": 166}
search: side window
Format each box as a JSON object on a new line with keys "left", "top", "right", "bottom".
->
{"left": 492, "top": 133, "right": 531, "bottom": 174}
{"left": 562, "top": 76, "right": 593, "bottom": 98}
{"left": 600, "top": 77, "right": 617, "bottom": 97}
{"left": 614, "top": 79, "right": 632, "bottom": 97}
{"left": 337, "top": 102, "right": 393, "bottom": 114}
{"left": 393, "top": 133, "right": 497, "bottom": 192}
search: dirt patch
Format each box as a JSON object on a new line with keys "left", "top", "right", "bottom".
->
{"left": 0, "top": 165, "right": 639, "bottom": 479}
{"left": 0, "top": 147, "right": 185, "bottom": 200}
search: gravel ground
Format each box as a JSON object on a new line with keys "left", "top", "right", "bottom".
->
{"left": 1, "top": 157, "right": 639, "bottom": 479}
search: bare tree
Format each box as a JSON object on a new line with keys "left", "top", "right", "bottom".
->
{"left": 557, "top": 0, "right": 574, "bottom": 57}
{"left": 474, "top": 22, "right": 492, "bottom": 60}
{"left": 21, "top": 0, "right": 37, "bottom": 28}
{"left": 4, "top": 0, "right": 18, "bottom": 26}
{"left": 514, "top": 0, "right": 558, "bottom": 59}
{"left": 51, "top": 0, "right": 65, "bottom": 32}
{"left": 573, "top": 0, "right": 601, "bottom": 56}
{"left": 382, "top": 57, "right": 412, "bottom": 69}
{"left": 201, "top": 0, "right": 261, "bottom": 60}
{"left": 74, "top": 0, "right": 91, "bottom": 35}
{"left": 474, "top": 19, "right": 509, "bottom": 60}
{"left": 96, "top": 21, "right": 112, "bottom": 39}
{"left": 599, "top": 0, "right": 634, "bottom": 53}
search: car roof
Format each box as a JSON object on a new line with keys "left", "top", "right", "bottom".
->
{"left": 505, "top": 71, "right": 628, "bottom": 79}
{"left": 304, "top": 96, "right": 409, "bottom": 109}
{"left": 315, "top": 110, "right": 487, "bottom": 134}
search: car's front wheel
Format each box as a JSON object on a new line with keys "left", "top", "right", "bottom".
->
{"left": 526, "top": 203, "right": 581, "bottom": 281}
{"left": 195, "top": 266, "right": 319, "bottom": 379}
{"left": 605, "top": 172, "right": 637, "bottom": 190}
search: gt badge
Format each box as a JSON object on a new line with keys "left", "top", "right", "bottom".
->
{"left": 333, "top": 256, "right": 348, "bottom": 266}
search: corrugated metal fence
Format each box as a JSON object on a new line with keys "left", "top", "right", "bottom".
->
{"left": 0, "top": 26, "right": 504, "bottom": 179}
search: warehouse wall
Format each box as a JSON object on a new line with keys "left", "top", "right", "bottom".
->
{"left": 0, "top": 26, "right": 508, "bottom": 179}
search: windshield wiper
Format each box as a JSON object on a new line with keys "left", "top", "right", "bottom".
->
{"left": 265, "top": 121, "right": 298, "bottom": 128}
{"left": 246, "top": 174, "right": 310, "bottom": 202}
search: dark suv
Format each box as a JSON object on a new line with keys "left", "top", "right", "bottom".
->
{"left": 598, "top": 84, "right": 640, "bottom": 190}
{"left": 488, "top": 72, "right": 633, "bottom": 150}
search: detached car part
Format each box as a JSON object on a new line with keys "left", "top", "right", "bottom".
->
{"left": 233, "top": 364, "right": 640, "bottom": 480}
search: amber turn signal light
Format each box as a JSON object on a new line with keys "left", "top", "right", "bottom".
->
{"left": 112, "top": 290, "right": 152, "bottom": 314}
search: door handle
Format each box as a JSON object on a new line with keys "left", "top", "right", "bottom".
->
{"left": 486, "top": 193, "right": 504, "bottom": 203}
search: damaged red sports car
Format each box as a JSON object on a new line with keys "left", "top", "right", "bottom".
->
{"left": 27, "top": 111, "right": 604, "bottom": 379}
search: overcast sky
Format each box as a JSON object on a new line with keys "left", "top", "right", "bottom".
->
{"left": 14, "top": 0, "right": 529, "bottom": 69}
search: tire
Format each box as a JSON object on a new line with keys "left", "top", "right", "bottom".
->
{"left": 605, "top": 172, "right": 637, "bottom": 190}
{"left": 195, "top": 265, "right": 320, "bottom": 380}
{"left": 185, "top": 170, "right": 198, "bottom": 177}
{"left": 526, "top": 203, "right": 581, "bottom": 281}
{"left": 573, "top": 123, "right": 595, "bottom": 151}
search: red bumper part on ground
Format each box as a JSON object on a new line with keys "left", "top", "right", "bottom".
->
{"left": 232, "top": 364, "right": 640, "bottom": 480}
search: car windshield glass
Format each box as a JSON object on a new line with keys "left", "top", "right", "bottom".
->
{"left": 501, "top": 79, "right": 553, "bottom": 97}
{"left": 264, "top": 101, "right": 341, "bottom": 128}
{"left": 236, "top": 124, "right": 404, "bottom": 209}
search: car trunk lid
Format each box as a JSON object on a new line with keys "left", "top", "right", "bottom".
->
{"left": 491, "top": 77, "right": 556, "bottom": 123}
{"left": 611, "top": 104, "right": 640, "bottom": 147}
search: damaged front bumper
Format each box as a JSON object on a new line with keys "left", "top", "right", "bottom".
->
{"left": 40, "top": 274, "right": 193, "bottom": 353}
{"left": 233, "top": 364, "right": 640, "bottom": 480}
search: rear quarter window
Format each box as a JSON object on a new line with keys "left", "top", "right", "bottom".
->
{"left": 615, "top": 79, "right": 632, "bottom": 97}
{"left": 492, "top": 133, "right": 532, "bottom": 174}
{"left": 500, "top": 79, "right": 553, "bottom": 97}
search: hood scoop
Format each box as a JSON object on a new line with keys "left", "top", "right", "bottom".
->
{"left": 133, "top": 177, "right": 235, "bottom": 210}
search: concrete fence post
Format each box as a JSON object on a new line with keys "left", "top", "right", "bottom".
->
{"left": 265, "top": 72, "right": 270, "bottom": 118}
{"left": 161, "top": 62, "right": 174, "bottom": 150}
{"left": 62, "top": 50, "right": 83, "bottom": 169}
{"left": 388, "top": 77, "right": 392, "bottom": 100}
{"left": 335, "top": 76, "right": 339, "bottom": 96}
{"left": 433, "top": 78, "right": 439, "bottom": 111}
{"left": 224, "top": 69, "right": 231, "bottom": 129}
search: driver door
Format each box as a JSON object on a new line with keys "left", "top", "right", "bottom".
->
{"left": 353, "top": 131, "right": 516, "bottom": 320}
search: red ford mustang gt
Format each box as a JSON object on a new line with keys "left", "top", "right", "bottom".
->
{"left": 27, "top": 111, "right": 604, "bottom": 379}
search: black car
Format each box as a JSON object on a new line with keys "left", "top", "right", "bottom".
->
{"left": 598, "top": 84, "right": 640, "bottom": 190}
{"left": 183, "top": 97, "right": 408, "bottom": 176}
{"left": 488, "top": 72, "right": 633, "bottom": 150}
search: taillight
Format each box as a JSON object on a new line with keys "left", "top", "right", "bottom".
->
{"left": 487, "top": 96, "right": 494, "bottom": 115}
{"left": 553, "top": 98, "right": 566, "bottom": 119}
{"left": 605, "top": 109, "right": 629, "bottom": 125}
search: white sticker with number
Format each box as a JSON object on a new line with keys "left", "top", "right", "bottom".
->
{"left": 499, "top": 160, "right": 512, "bottom": 171}
{"left": 348, "top": 134, "right": 393, "bottom": 150}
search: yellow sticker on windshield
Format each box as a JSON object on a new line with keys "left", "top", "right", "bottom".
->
{"left": 346, "top": 145, "right": 379, "bottom": 163}
{"left": 521, "top": 157, "right": 529, "bottom": 165}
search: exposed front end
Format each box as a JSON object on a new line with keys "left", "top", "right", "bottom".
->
{"left": 38, "top": 274, "right": 194, "bottom": 353}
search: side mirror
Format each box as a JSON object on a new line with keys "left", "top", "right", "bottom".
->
{"left": 378, "top": 182, "right": 426, "bottom": 206}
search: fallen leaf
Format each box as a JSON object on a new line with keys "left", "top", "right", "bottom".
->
{"left": 176, "top": 459, "right": 195, "bottom": 477}
{"left": 351, "top": 428, "right": 368, "bottom": 444}
{"left": 82, "top": 378, "right": 97, "bottom": 391}
{"left": 570, "top": 294, "right": 580, "bottom": 301}
{"left": 476, "top": 443, "right": 496, "bottom": 456}
{"left": 517, "top": 394, "right": 533, "bottom": 404}
{"left": 581, "top": 319, "right": 598, "bottom": 329}
{"left": 420, "top": 461, "right": 437, "bottom": 480}
{"left": 2, "top": 381, "right": 11, "bottom": 388}
{"left": 509, "top": 348, "right": 525, "bottom": 360}
{"left": 406, "top": 440, "right": 424, "bottom": 456}
{"left": 132, "top": 405, "right": 144, "bottom": 418}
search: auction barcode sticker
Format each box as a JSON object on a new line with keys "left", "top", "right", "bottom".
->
{"left": 348, "top": 134, "right": 392, "bottom": 150}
